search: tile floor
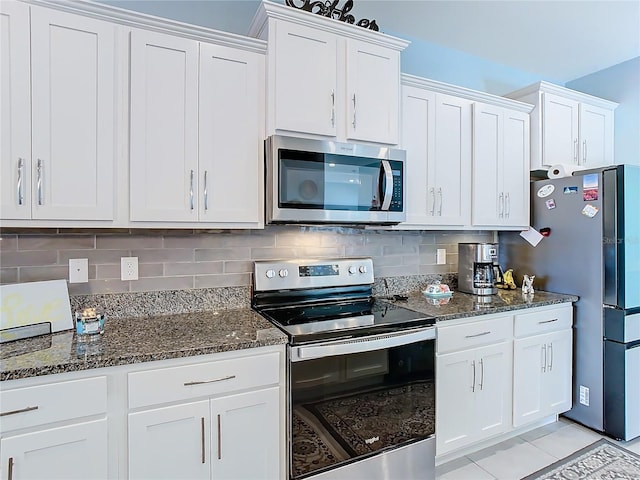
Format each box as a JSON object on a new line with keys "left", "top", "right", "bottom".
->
{"left": 436, "top": 417, "right": 640, "bottom": 480}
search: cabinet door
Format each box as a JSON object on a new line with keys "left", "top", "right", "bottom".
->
{"left": 432, "top": 94, "right": 471, "bottom": 226}
{"left": 401, "top": 85, "right": 436, "bottom": 225}
{"left": 0, "top": 1, "right": 31, "bottom": 220}
{"left": 474, "top": 342, "right": 512, "bottom": 440}
{"left": 272, "top": 21, "right": 337, "bottom": 137}
{"left": 128, "top": 400, "right": 210, "bottom": 480}
{"left": 0, "top": 419, "right": 107, "bottom": 480}
{"left": 199, "top": 43, "right": 263, "bottom": 224}
{"left": 436, "top": 349, "right": 476, "bottom": 455}
{"left": 542, "top": 92, "right": 579, "bottom": 167}
{"left": 30, "top": 7, "right": 115, "bottom": 220}
{"left": 346, "top": 39, "right": 399, "bottom": 144}
{"left": 502, "top": 109, "right": 529, "bottom": 227}
{"left": 513, "top": 335, "right": 546, "bottom": 427}
{"left": 580, "top": 103, "right": 614, "bottom": 167}
{"left": 130, "top": 30, "right": 199, "bottom": 222}
{"left": 472, "top": 102, "right": 502, "bottom": 226}
{"left": 542, "top": 329, "right": 572, "bottom": 415}
{"left": 211, "top": 387, "right": 280, "bottom": 480}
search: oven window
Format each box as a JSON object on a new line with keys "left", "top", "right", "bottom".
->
{"left": 279, "top": 150, "right": 382, "bottom": 211}
{"left": 289, "top": 340, "right": 435, "bottom": 479}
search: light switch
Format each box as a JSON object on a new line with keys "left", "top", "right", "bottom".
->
{"left": 69, "top": 258, "right": 89, "bottom": 283}
{"left": 436, "top": 249, "right": 447, "bottom": 265}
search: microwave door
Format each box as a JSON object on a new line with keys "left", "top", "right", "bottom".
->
{"left": 380, "top": 160, "right": 393, "bottom": 211}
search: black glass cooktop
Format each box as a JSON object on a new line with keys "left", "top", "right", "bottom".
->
{"left": 257, "top": 298, "right": 435, "bottom": 345}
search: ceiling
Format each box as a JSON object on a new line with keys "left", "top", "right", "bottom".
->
{"left": 101, "top": 0, "right": 640, "bottom": 83}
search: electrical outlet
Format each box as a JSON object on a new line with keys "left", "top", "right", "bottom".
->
{"left": 121, "top": 257, "right": 138, "bottom": 281}
{"left": 436, "top": 249, "right": 447, "bottom": 265}
{"left": 69, "top": 258, "right": 89, "bottom": 283}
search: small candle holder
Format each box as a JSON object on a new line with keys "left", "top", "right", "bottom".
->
{"left": 75, "top": 308, "right": 105, "bottom": 341}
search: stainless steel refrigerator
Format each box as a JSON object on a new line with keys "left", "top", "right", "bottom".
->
{"left": 499, "top": 164, "right": 640, "bottom": 441}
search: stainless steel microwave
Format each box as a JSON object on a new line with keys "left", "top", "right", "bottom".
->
{"left": 265, "top": 135, "right": 406, "bottom": 225}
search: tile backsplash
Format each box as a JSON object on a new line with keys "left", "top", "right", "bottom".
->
{"left": 0, "top": 226, "right": 494, "bottom": 296}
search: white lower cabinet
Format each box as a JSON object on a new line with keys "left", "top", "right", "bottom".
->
{"left": 513, "top": 306, "right": 573, "bottom": 427}
{"left": 127, "top": 349, "right": 283, "bottom": 480}
{"left": 128, "top": 388, "right": 279, "bottom": 480}
{"left": 436, "top": 315, "right": 513, "bottom": 456}
{"left": 0, "top": 376, "right": 109, "bottom": 480}
{"left": 0, "top": 419, "right": 108, "bottom": 480}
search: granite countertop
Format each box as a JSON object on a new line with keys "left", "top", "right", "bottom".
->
{"left": 388, "top": 289, "right": 578, "bottom": 322}
{"left": 0, "top": 309, "right": 287, "bottom": 382}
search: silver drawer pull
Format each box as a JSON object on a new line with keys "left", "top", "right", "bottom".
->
{"left": 465, "top": 331, "right": 491, "bottom": 338}
{"left": 538, "top": 318, "right": 558, "bottom": 324}
{"left": 184, "top": 375, "right": 236, "bottom": 386}
{"left": 0, "top": 405, "right": 39, "bottom": 417}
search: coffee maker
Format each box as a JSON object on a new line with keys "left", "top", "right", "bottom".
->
{"left": 458, "top": 243, "right": 498, "bottom": 295}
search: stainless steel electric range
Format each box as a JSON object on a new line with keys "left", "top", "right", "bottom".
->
{"left": 252, "top": 258, "right": 436, "bottom": 480}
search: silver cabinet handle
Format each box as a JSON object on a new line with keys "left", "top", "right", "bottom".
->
{"left": 203, "top": 170, "right": 208, "bottom": 211}
{"left": 542, "top": 344, "right": 547, "bottom": 373}
{"left": 465, "top": 331, "right": 491, "bottom": 338}
{"left": 429, "top": 187, "right": 435, "bottom": 216}
{"left": 217, "top": 414, "right": 222, "bottom": 460}
{"left": 471, "top": 360, "right": 476, "bottom": 393}
{"left": 8, "top": 457, "right": 13, "bottom": 480}
{"left": 437, "top": 187, "right": 443, "bottom": 216}
{"left": 352, "top": 93, "right": 357, "bottom": 129}
{"left": 574, "top": 139, "right": 579, "bottom": 164}
{"left": 330, "top": 90, "right": 335, "bottom": 127}
{"left": 548, "top": 343, "right": 553, "bottom": 371}
{"left": 0, "top": 405, "right": 39, "bottom": 417}
{"left": 479, "top": 357, "right": 484, "bottom": 390}
{"left": 16, "top": 158, "right": 25, "bottom": 205}
{"left": 189, "top": 170, "right": 195, "bottom": 211}
{"left": 538, "top": 318, "right": 558, "bottom": 324}
{"left": 498, "top": 192, "right": 504, "bottom": 218}
{"left": 201, "top": 417, "right": 206, "bottom": 464}
{"left": 505, "top": 192, "right": 510, "bottom": 218}
{"left": 183, "top": 375, "right": 235, "bottom": 386}
{"left": 583, "top": 140, "right": 587, "bottom": 165}
{"left": 36, "top": 159, "right": 43, "bottom": 205}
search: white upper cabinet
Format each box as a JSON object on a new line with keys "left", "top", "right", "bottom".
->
{"left": 472, "top": 103, "right": 530, "bottom": 228}
{"left": 506, "top": 81, "right": 617, "bottom": 170}
{"left": 129, "top": 30, "right": 264, "bottom": 227}
{"left": 250, "top": 1, "right": 408, "bottom": 145}
{"left": 399, "top": 75, "right": 531, "bottom": 230}
{"left": 1, "top": 3, "right": 116, "bottom": 222}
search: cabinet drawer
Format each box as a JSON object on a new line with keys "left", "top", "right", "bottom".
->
{"left": 514, "top": 305, "right": 572, "bottom": 338}
{"left": 0, "top": 376, "right": 107, "bottom": 433}
{"left": 437, "top": 315, "right": 512, "bottom": 354}
{"left": 128, "top": 352, "right": 280, "bottom": 409}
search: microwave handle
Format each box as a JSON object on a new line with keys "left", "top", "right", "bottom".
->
{"left": 380, "top": 160, "right": 393, "bottom": 210}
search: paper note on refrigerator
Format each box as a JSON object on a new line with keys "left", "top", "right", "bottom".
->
{"left": 520, "top": 227, "right": 544, "bottom": 247}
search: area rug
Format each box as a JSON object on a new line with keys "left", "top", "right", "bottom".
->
{"left": 522, "top": 438, "right": 640, "bottom": 480}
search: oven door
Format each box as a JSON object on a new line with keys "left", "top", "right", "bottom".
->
{"left": 287, "top": 328, "right": 436, "bottom": 480}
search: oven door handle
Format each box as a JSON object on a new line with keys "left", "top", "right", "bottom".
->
{"left": 379, "top": 160, "right": 394, "bottom": 211}
{"left": 290, "top": 327, "right": 435, "bottom": 362}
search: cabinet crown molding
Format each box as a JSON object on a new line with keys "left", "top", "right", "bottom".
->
{"left": 505, "top": 81, "right": 619, "bottom": 110}
{"left": 21, "top": 0, "right": 267, "bottom": 53}
{"left": 248, "top": 0, "right": 410, "bottom": 50}
{"left": 401, "top": 74, "right": 534, "bottom": 113}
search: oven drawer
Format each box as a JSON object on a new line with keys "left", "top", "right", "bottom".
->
{"left": 0, "top": 377, "right": 107, "bottom": 433}
{"left": 437, "top": 315, "right": 513, "bottom": 354}
{"left": 128, "top": 352, "right": 280, "bottom": 409}
{"left": 514, "top": 305, "right": 572, "bottom": 338}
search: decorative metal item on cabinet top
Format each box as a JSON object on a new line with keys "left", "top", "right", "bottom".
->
{"left": 285, "top": 0, "right": 379, "bottom": 31}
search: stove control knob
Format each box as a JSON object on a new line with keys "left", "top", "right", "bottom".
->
{"left": 278, "top": 269, "right": 289, "bottom": 278}
{"left": 348, "top": 265, "right": 357, "bottom": 275}
{"left": 359, "top": 265, "right": 368, "bottom": 274}
{"left": 265, "top": 269, "right": 276, "bottom": 279}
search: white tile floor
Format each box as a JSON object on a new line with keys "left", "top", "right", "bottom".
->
{"left": 436, "top": 417, "right": 640, "bottom": 480}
